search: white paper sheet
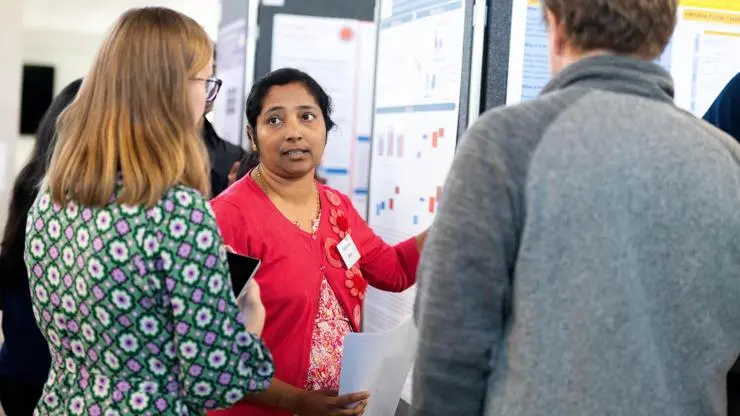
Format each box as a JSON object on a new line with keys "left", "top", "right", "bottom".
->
{"left": 339, "top": 317, "right": 418, "bottom": 416}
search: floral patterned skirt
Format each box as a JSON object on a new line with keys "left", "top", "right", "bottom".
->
{"left": 305, "top": 278, "right": 352, "bottom": 391}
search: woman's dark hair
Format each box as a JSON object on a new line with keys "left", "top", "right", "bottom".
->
{"left": 0, "top": 78, "right": 82, "bottom": 287}
{"left": 246, "top": 67, "right": 335, "bottom": 140}
{"left": 239, "top": 68, "right": 335, "bottom": 176}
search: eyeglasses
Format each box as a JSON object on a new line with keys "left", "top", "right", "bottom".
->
{"left": 193, "top": 77, "right": 223, "bottom": 103}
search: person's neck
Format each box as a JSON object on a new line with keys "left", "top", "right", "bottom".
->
{"left": 257, "top": 165, "right": 316, "bottom": 205}
{"left": 556, "top": 49, "right": 635, "bottom": 73}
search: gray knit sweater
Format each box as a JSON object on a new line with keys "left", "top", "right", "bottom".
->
{"left": 412, "top": 55, "right": 740, "bottom": 416}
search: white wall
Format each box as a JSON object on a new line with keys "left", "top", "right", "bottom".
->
{"left": 12, "top": 0, "right": 222, "bottom": 175}
{"left": 23, "top": 30, "right": 102, "bottom": 97}
{"left": 0, "top": 0, "right": 24, "bottom": 232}
{"left": 12, "top": 30, "right": 103, "bottom": 175}
{"left": 23, "top": 0, "right": 221, "bottom": 40}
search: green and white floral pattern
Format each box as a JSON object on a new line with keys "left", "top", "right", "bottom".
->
{"left": 25, "top": 185, "right": 273, "bottom": 415}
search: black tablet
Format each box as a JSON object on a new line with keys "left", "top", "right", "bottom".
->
{"left": 226, "top": 252, "right": 261, "bottom": 298}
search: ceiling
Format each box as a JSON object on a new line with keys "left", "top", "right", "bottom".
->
{"left": 22, "top": 0, "right": 221, "bottom": 38}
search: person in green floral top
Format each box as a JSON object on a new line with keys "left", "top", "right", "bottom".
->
{"left": 23, "top": 7, "right": 273, "bottom": 415}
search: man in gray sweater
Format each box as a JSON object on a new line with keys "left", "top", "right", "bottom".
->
{"left": 412, "top": 0, "right": 740, "bottom": 415}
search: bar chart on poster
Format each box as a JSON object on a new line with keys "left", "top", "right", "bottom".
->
{"left": 507, "top": 0, "right": 740, "bottom": 116}
{"left": 368, "top": 0, "right": 465, "bottom": 244}
{"left": 369, "top": 108, "right": 458, "bottom": 243}
{"left": 364, "top": 0, "right": 469, "bottom": 406}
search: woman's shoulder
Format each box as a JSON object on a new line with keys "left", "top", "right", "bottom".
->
{"left": 156, "top": 185, "right": 216, "bottom": 224}
{"left": 212, "top": 174, "right": 258, "bottom": 206}
{"left": 209, "top": 175, "right": 263, "bottom": 224}
{"left": 159, "top": 184, "right": 207, "bottom": 208}
{"left": 25, "top": 190, "right": 68, "bottom": 233}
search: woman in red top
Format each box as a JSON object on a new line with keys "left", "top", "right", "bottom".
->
{"left": 210, "top": 68, "right": 427, "bottom": 416}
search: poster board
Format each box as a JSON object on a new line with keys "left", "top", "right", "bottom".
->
{"left": 506, "top": 0, "right": 740, "bottom": 117}
{"left": 669, "top": 1, "right": 740, "bottom": 115}
{"left": 253, "top": 0, "right": 375, "bottom": 79}
{"left": 212, "top": 19, "right": 249, "bottom": 146}
{"left": 364, "top": 0, "right": 477, "bottom": 409}
{"left": 271, "top": 15, "right": 376, "bottom": 217}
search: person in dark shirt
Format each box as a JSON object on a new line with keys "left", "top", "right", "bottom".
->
{"left": 201, "top": 114, "right": 246, "bottom": 197}
{"left": 703, "top": 74, "right": 740, "bottom": 416}
{"left": 0, "top": 78, "right": 82, "bottom": 415}
{"left": 704, "top": 73, "right": 740, "bottom": 140}
{"left": 201, "top": 57, "right": 246, "bottom": 197}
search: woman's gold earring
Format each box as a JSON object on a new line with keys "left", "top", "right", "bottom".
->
{"left": 251, "top": 144, "right": 257, "bottom": 152}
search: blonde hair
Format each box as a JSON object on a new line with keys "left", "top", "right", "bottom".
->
{"left": 542, "top": 0, "right": 677, "bottom": 59}
{"left": 47, "top": 7, "right": 213, "bottom": 207}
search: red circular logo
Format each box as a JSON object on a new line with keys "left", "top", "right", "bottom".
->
{"left": 339, "top": 26, "right": 354, "bottom": 41}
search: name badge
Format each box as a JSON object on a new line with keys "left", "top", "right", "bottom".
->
{"left": 337, "top": 234, "right": 361, "bottom": 269}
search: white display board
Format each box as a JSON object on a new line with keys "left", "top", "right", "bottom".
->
{"left": 669, "top": 2, "right": 740, "bottom": 115}
{"left": 213, "top": 19, "right": 249, "bottom": 146}
{"left": 507, "top": 0, "right": 740, "bottom": 117}
{"left": 271, "top": 14, "right": 376, "bottom": 217}
{"left": 365, "top": 0, "right": 469, "bottom": 404}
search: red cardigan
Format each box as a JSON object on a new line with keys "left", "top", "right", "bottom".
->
{"left": 209, "top": 175, "right": 420, "bottom": 416}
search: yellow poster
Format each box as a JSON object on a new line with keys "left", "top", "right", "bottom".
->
{"left": 681, "top": 0, "right": 740, "bottom": 13}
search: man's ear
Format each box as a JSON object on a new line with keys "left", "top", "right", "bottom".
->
{"left": 545, "top": 8, "right": 567, "bottom": 57}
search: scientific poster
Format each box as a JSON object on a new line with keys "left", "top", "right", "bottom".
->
{"left": 507, "top": 0, "right": 740, "bottom": 116}
{"left": 365, "top": 0, "right": 468, "bottom": 404}
{"left": 669, "top": 2, "right": 740, "bottom": 115}
{"left": 271, "top": 15, "right": 376, "bottom": 216}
